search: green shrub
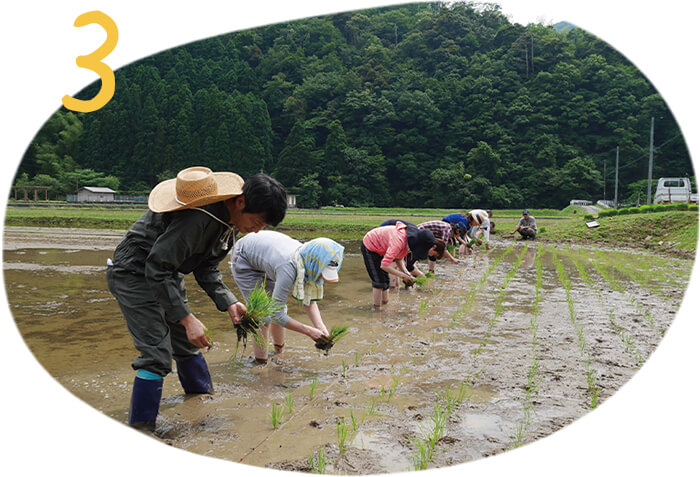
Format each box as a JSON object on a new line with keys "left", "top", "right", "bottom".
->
{"left": 627, "top": 207, "right": 640, "bottom": 214}
{"left": 617, "top": 208, "right": 630, "bottom": 215}
{"left": 640, "top": 205, "right": 653, "bottom": 213}
{"left": 689, "top": 204, "right": 698, "bottom": 212}
{"left": 674, "top": 203, "right": 689, "bottom": 210}
{"left": 651, "top": 204, "right": 666, "bottom": 212}
{"left": 584, "top": 214, "right": 594, "bottom": 221}
{"left": 538, "top": 226, "right": 546, "bottom": 233}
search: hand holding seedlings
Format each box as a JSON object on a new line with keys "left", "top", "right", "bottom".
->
{"left": 180, "top": 313, "right": 211, "bottom": 349}
{"left": 231, "top": 281, "right": 281, "bottom": 361}
{"left": 227, "top": 301, "right": 247, "bottom": 325}
{"left": 314, "top": 325, "right": 350, "bottom": 355}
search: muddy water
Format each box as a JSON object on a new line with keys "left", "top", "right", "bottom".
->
{"left": 3, "top": 227, "right": 691, "bottom": 473}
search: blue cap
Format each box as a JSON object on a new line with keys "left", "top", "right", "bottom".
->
{"left": 522, "top": 210, "right": 530, "bottom": 215}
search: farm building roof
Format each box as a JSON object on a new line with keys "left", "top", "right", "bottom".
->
{"left": 80, "top": 187, "right": 116, "bottom": 193}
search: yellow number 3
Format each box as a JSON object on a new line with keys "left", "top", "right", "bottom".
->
{"left": 62, "top": 11, "right": 118, "bottom": 113}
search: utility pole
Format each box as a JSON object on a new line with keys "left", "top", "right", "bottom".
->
{"left": 647, "top": 117, "right": 654, "bottom": 205}
{"left": 603, "top": 158, "right": 606, "bottom": 201}
{"left": 614, "top": 146, "right": 619, "bottom": 208}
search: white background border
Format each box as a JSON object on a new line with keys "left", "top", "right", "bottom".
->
{"left": 1, "top": 2, "right": 698, "bottom": 476}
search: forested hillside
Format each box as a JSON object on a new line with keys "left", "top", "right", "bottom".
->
{"left": 16, "top": 1, "right": 693, "bottom": 208}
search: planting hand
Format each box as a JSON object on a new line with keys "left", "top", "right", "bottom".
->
{"left": 180, "top": 313, "right": 211, "bottom": 349}
{"left": 227, "top": 301, "right": 247, "bottom": 325}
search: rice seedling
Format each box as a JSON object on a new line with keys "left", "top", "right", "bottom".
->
{"left": 341, "top": 359, "right": 348, "bottom": 378}
{"left": 585, "top": 359, "right": 599, "bottom": 409}
{"left": 412, "top": 437, "right": 434, "bottom": 471}
{"left": 456, "top": 377, "right": 473, "bottom": 403}
{"left": 349, "top": 409, "right": 359, "bottom": 431}
{"left": 203, "top": 322, "right": 214, "bottom": 351}
{"left": 384, "top": 373, "right": 401, "bottom": 401}
{"left": 308, "top": 447, "right": 326, "bottom": 474}
{"left": 418, "top": 299, "right": 429, "bottom": 317}
{"left": 336, "top": 418, "right": 349, "bottom": 454}
{"left": 366, "top": 396, "right": 377, "bottom": 416}
{"left": 309, "top": 375, "right": 318, "bottom": 400}
{"left": 315, "top": 325, "right": 350, "bottom": 355}
{"left": 231, "top": 280, "right": 280, "bottom": 362}
{"left": 425, "top": 271, "right": 435, "bottom": 278}
{"left": 283, "top": 391, "right": 294, "bottom": 416}
{"left": 271, "top": 402, "right": 284, "bottom": 429}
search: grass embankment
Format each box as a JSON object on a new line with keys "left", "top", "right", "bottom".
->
{"left": 4, "top": 204, "right": 696, "bottom": 256}
{"left": 540, "top": 211, "right": 698, "bottom": 257}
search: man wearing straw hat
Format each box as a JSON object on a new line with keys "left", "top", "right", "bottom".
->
{"left": 106, "top": 166, "right": 286, "bottom": 432}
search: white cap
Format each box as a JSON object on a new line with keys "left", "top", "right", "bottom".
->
{"left": 321, "top": 259, "right": 340, "bottom": 282}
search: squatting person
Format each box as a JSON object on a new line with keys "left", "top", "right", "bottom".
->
{"left": 106, "top": 166, "right": 286, "bottom": 432}
{"left": 509, "top": 209, "right": 538, "bottom": 240}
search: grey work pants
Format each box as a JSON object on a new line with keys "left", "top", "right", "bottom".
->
{"left": 518, "top": 228, "right": 537, "bottom": 239}
{"left": 106, "top": 267, "right": 200, "bottom": 377}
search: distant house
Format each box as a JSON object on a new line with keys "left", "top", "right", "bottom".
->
{"left": 287, "top": 194, "right": 297, "bottom": 208}
{"left": 77, "top": 186, "right": 116, "bottom": 202}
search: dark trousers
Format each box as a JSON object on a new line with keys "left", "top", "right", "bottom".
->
{"left": 361, "top": 244, "right": 390, "bottom": 290}
{"left": 106, "top": 267, "right": 200, "bottom": 377}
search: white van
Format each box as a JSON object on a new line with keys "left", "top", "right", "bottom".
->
{"left": 653, "top": 177, "right": 698, "bottom": 204}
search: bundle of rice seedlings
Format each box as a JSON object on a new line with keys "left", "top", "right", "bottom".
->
{"left": 414, "top": 275, "right": 429, "bottom": 287}
{"left": 424, "top": 271, "right": 435, "bottom": 279}
{"left": 232, "top": 280, "right": 281, "bottom": 362}
{"left": 315, "top": 325, "right": 350, "bottom": 355}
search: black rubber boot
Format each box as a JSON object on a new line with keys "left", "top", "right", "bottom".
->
{"left": 176, "top": 353, "right": 213, "bottom": 394}
{"left": 128, "top": 376, "right": 163, "bottom": 432}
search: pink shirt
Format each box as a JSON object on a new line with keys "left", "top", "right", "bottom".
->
{"left": 362, "top": 222, "right": 409, "bottom": 267}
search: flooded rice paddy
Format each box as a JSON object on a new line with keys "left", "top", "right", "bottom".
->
{"left": 3, "top": 226, "right": 693, "bottom": 473}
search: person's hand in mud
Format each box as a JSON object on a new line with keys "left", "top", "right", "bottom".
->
{"left": 314, "top": 333, "right": 333, "bottom": 351}
{"left": 180, "top": 313, "right": 210, "bottom": 349}
{"left": 227, "top": 301, "right": 247, "bottom": 325}
{"left": 402, "top": 275, "right": 415, "bottom": 288}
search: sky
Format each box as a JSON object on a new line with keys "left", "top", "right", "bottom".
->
{"left": 1, "top": 2, "right": 698, "bottom": 477}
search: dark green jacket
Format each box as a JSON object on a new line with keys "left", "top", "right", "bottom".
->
{"left": 112, "top": 201, "right": 238, "bottom": 322}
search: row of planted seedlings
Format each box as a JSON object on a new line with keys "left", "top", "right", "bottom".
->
{"left": 449, "top": 242, "right": 516, "bottom": 328}
{"left": 267, "top": 244, "right": 525, "bottom": 472}
{"left": 511, "top": 243, "right": 545, "bottom": 448}
{"left": 473, "top": 243, "right": 529, "bottom": 356}
{"left": 251, "top": 334, "right": 396, "bottom": 472}
{"left": 299, "top": 270, "right": 456, "bottom": 473}
{"left": 566, "top": 245, "right": 644, "bottom": 367}
{"left": 553, "top": 248, "right": 600, "bottom": 409}
{"left": 394, "top": 245, "right": 516, "bottom": 471}
{"left": 571, "top": 247, "right": 662, "bottom": 337}
{"left": 595, "top": 249, "right": 686, "bottom": 304}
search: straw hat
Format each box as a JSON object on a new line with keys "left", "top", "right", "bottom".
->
{"left": 148, "top": 166, "right": 244, "bottom": 213}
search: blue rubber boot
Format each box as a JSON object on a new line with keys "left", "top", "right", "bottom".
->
{"left": 176, "top": 353, "right": 213, "bottom": 394}
{"left": 128, "top": 376, "right": 163, "bottom": 432}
